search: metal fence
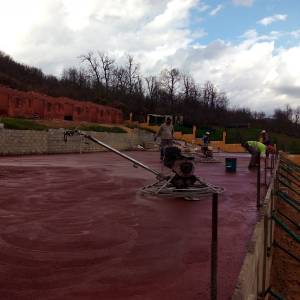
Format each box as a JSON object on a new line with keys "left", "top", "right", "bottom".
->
{"left": 232, "top": 153, "right": 300, "bottom": 300}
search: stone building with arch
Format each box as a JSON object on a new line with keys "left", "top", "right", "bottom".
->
{"left": 0, "top": 85, "right": 123, "bottom": 124}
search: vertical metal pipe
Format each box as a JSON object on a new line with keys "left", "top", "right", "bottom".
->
{"left": 264, "top": 157, "right": 267, "bottom": 186}
{"left": 257, "top": 153, "right": 261, "bottom": 207}
{"left": 270, "top": 154, "right": 274, "bottom": 175}
{"left": 211, "top": 193, "right": 218, "bottom": 300}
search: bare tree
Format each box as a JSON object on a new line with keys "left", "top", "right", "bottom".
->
{"left": 285, "top": 104, "right": 293, "bottom": 121}
{"left": 125, "top": 55, "right": 140, "bottom": 94}
{"left": 134, "top": 75, "right": 144, "bottom": 96}
{"left": 203, "top": 81, "right": 218, "bottom": 108}
{"left": 215, "top": 92, "right": 229, "bottom": 110}
{"left": 62, "top": 67, "right": 91, "bottom": 89}
{"left": 145, "top": 76, "right": 158, "bottom": 98}
{"left": 252, "top": 110, "right": 266, "bottom": 120}
{"left": 160, "top": 68, "right": 181, "bottom": 110}
{"left": 98, "top": 52, "right": 115, "bottom": 95}
{"left": 182, "top": 73, "right": 198, "bottom": 102}
{"left": 145, "top": 75, "right": 160, "bottom": 108}
{"left": 79, "top": 52, "right": 101, "bottom": 88}
{"left": 111, "top": 66, "right": 127, "bottom": 93}
{"left": 294, "top": 106, "right": 300, "bottom": 124}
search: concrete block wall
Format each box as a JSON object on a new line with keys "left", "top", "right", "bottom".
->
{"left": 47, "top": 129, "right": 82, "bottom": 154}
{"left": 231, "top": 218, "right": 265, "bottom": 300}
{"left": 0, "top": 129, "right": 48, "bottom": 155}
{"left": 0, "top": 128, "right": 155, "bottom": 155}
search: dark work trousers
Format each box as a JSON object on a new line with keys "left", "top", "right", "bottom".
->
{"left": 160, "top": 139, "right": 173, "bottom": 160}
{"left": 248, "top": 146, "right": 260, "bottom": 168}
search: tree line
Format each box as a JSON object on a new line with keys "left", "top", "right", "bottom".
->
{"left": 1, "top": 50, "right": 300, "bottom": 137}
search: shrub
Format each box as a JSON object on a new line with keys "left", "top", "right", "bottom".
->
{"left": 0, "top": 117, "right": 48, "bottom": 131}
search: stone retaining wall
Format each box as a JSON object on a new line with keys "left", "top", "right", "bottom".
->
{"left": 0, "top": 128, "right": 154, "bottom": 155}
{"left": 0, "top": 129, "right": 48, "bottom": 155}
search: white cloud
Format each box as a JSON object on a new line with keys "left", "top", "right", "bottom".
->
{"left": 0, "top": 1, "right": 62, "bottom": 54}
{"left": 239, "top": 29, "right": 281, "bottom": 48}
{"left": 258, "top": 14, "right": 288, "bottom": 26}
{"left": 196, "top": 3, "right": 210, "bottom": 13}
{"left": 154, "top": 29, "right": 300, "bottom": 112}
{"left": 146, "top": 0, "right": 196, "bottom": 29}
{"left": 0, "top": 0, "right": 196, "bottom": 74}
{"left": 232, "top": 0, "right": 254, "bottom": 7}
{"left": 209, "top": 4, "right": 224, "bottom": 16}
{"left": 0, "top": 1, "right": 299, "bottom": 113}
{"left": 290, "top": 29, "right": 300, "bottom": 38}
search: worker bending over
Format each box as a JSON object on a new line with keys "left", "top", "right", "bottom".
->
{"left": 154, "top": 117, "right": 174, "bottom": 160}
{"left": 241, "top": 141, "right": 269, "bottom": 169}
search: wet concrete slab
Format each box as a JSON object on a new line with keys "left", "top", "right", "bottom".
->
{"left": 0, "top": 152, "right": 264, "bottom": 299}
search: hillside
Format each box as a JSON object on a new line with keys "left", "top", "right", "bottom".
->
{"left": 1, "top": 50, "right": 300, "bottom": 153}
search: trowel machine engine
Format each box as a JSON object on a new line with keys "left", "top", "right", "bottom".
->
{"left": 163, "top": 146, "right": 196, "bottom": 188}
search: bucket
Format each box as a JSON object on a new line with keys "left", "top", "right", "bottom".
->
{"left": 225, "top": 158, "right": 237, "bottom": 172}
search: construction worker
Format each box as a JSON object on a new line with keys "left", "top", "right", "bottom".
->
{"left": 203, "top": 132, "right": 210, "bottom": 146}
{"left": 260, "top": 130, "right": 271, "bottom": 146}
{"left": 241, "top": 141, "right": 267, "bottom": 169}
{"left": 242, "top": 141, "right": 276, "bottom": 169}
{"left": 241, "top": 141, "right": 275, "bottom": 169}
{"left": 154, "top": 117, "right": 174, "bottom": 160}
{"left": 202, "top": 132, "right": 211, "bottom": 158}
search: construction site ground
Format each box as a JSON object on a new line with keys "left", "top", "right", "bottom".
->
{"left": 0, "top": 151, "right": 265, "bottom": 300}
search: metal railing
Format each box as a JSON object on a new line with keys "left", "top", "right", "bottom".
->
{"left": 232, "top": 153, "right": 300, "bottom": 300}
{"left": 260, "top": 154, "right": 299, "bottom": 300}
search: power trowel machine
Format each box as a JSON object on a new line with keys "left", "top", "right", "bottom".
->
{"left": 64, "top": 129, "right": 224, "bottom": 200}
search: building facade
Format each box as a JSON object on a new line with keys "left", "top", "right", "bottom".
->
{"left": 0, "top": 85, "right": 123, "bottom": 123}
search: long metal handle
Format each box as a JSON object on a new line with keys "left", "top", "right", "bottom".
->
{"left": 83, "top": 133, "right": 161, "bottom": 177}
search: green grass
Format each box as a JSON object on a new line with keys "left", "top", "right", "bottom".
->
{"left": 78, "top": 125, "right": 126, "bottom": 133}
{"left": 0, "top": 117, "right": 127, "bottom": 133}
{"left": 0, "top": 117, "right": 48, "bottom": 131}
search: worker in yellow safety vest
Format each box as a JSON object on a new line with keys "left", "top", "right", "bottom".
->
{"left": 241, "top": 141, "right": 267, "bottom": 169}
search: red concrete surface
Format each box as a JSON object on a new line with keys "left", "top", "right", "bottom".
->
{"left": 0, "top": 85, "right": 123, "bottom": 123}
{"left": 0, "top": 152, "right": 264, "bottom": 300}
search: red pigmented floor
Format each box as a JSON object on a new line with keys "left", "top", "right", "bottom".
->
{"left": 0, "top": 152, "right": 263, "bottom": 299}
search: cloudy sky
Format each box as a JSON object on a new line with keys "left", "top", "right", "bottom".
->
{"left": 0, "top": 0, "right": 300, "bottom": 112}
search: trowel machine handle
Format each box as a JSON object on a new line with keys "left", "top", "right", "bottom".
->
{"left": 63, "top": 129, "right": 166, "bottom": 180}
